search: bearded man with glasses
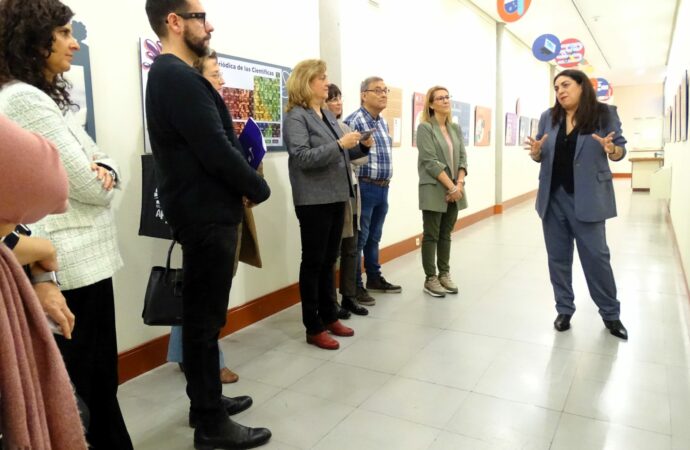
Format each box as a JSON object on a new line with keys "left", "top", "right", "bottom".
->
{"left": 145, "top": 1, "right": 272, "bottom": 448}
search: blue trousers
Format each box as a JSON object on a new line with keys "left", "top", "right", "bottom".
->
{"left": 167, "top": 325, "right": 225, "bottom": 367}
{"left": 357, "top": 181, "right": 389, "bottom": 287}
{"left": 542, "top": 186, "right": 620, "bottom": 320}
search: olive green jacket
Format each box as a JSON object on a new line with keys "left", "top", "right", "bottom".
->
{"left": 416, "top": 117, "right": 468, "bottom": 212}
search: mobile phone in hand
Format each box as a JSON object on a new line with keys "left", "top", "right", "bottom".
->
{"left": 359, "top": 129, "right": 375, "bottom": 140}
{"left": 47, "top": 316, "right": 63, "bottom": 335}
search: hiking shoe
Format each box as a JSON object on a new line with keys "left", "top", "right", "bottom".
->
{"left": 438, "top": 273, "right": 458, "bottom": 294}
{"left": 423, "top": 276, "right": 446, "bottom": 297}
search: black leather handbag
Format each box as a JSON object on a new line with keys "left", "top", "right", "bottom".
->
{"left": 142, "top": 240, "right": 183, "bottom": 325}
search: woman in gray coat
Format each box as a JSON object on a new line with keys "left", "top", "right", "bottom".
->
{"left": 284, "top": 59, "right": 371, "bottom": 350}
{"left": 416, "top": 86, "right": 468, "bottom": 298}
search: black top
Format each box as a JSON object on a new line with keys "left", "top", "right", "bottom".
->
{"left": 145, "top": 54, "right": 270, "bottom": 231}
{"left": 550, "top": 119, "right": 578, "bottom": 194}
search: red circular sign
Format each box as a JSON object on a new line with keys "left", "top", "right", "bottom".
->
{"left": 556, "top": 38, "right": 585, "bottom": 68}
{"left": 497, "top": 0, "right": 532, "bottom": 23}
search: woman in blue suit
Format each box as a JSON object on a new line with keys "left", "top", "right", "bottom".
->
{"left": 525, "top": 69, "right": 628, "bottom": 339}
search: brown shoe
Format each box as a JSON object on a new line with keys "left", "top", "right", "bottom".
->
{"left": 326, "top": 320, "right": 354, "bottom": 337}
{"left": 220, "top": 367, "right": 239, "bottom": 384}
{"left": 306, "top": 331, "right": 340, "bottom": 350}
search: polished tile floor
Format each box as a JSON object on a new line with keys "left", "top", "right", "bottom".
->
{"left": 121, "top": 180, "right": 690, "bottom": 449}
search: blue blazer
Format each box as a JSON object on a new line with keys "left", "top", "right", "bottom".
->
{"left": 534, "top": 105, "right": 626, "bottom": 223}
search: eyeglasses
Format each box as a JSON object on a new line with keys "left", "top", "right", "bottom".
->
{"left": 364, "top": 88, "right": 390, "bottom": 95}
{"left": 169, "top": 11, "right": 206, "bottom": 25}
{"left": 434, "top": 95, "right": 452, "bottom": 102}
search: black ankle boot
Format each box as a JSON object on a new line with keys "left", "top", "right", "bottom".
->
{"left": 342, "top": 296, "right": 368, "bottom": 316}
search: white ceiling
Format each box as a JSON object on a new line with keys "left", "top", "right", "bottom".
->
{"left": 465, "top": 0, "right": 679, "bottom": 87}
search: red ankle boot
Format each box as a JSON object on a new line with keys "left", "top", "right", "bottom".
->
{"left": 306, "top": 331, "right": 339, "bottom": 350}
{"left": 326, "top": 320, "right": 354, "bottom": 337}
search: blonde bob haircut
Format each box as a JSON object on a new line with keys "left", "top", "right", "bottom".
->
{"left": 420, "top": 86, "right": 451, "bottom": 125}
{"left": 286, "top": 59, "right": 327, "bottom": 112}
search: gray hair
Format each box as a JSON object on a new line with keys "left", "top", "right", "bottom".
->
{"left": 360, "top": 76, "right": 384, "bottom": 92}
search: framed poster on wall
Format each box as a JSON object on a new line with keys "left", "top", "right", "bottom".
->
{"left": 672, "top": 95, "right": 677, "bottom": 142}
{"left": 664, "top": 106, "right": 671, "bottom": 143}
{"left": 682, "top": 71, "right": 688, "bottom": 141}
{"left": 64, "top": 19, "right": 96, "bottom": 141}
{"left": 676, "top": 90, "right": 681, "bottom": 142}
{"left": 381, "top": 87, "right": 403, "bottom": 147}
{"left": 412, "top": 92, "right": 425, "bottom": 147}
{"left": 474, "top": 106, "right": 492, "bottom": 146}
{"left": 530, "top": 118, "right": 539, "bottom": 139}
{"left": 139, "top": 37, "right": 292, "bottom": 153}
{"left": 505, "top": 113, "right": 518, "bottom": 145}
{"left": 451, "top": 101, "right": 471, "bottom": 146}
{"left": 518, "top": 116, "right": 530, "bottom": 145}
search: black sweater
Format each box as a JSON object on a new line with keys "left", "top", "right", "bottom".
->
{"left": 145, "top": 54, "right": 270, "bottom": 231}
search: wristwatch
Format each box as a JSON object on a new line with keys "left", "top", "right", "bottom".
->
{"left": 0, "top": 231, "right": 20, "bottom": 250}
{"left": 31, "top": 271, "right": 61, "bottom": 286}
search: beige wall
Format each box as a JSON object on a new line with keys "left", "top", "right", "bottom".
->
{"left": 664, "top": 0, "right": 690, "bottom": 292}
{"left": 612, "top": 84, "right": 664, "bottom": 173}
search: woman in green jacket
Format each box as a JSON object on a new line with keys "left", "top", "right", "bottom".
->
{"left": 416, "top": 86, "right": 468, "bottom": 297}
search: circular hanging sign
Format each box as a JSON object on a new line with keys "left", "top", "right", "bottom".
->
{"left": 532, "top": 34, "right": 561, "bottom": 62}
{"left": 591, "top": 78, "right": 613, "bottom": 101}
{"left": 556, "top": 38, "right": 585, "bottom": 67}
{"left": 497, "top": 0, "right": 532, "bottom": 22}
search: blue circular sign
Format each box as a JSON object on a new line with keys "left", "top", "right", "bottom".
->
{"left": 532, "top": 34, "right": 561, "bottom": 62}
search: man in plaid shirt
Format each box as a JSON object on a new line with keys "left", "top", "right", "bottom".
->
{"left": 344, "top": 76, "right": 402, "bottom": 305}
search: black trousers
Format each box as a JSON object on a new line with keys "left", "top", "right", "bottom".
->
{"left": 177, "top": 223, "right": 238, "bottom": 425}
{"left": 295, "top": 202, "right": 345, "bottom": 335}
{"left": 56, "top": 278, "right": 133, "bottom": 450}
{"left": 339, "top": 214, "right": 358, "bottom": 298}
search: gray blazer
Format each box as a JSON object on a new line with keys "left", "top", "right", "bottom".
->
{"left": 416, "top": 118, "right": 468, "bottom": 212}
{"left": 535, "top": 105, "right": 626, "bottom": 222}
{"left": 284, "top": 107, "right": 365, "bottom": 206}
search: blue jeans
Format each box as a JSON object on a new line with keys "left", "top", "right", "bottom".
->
{"left": 167, "top": 325, "right": 225, "bottom": 368}
{"left": 357, "top": 181, "right": 389, "bottom": 287}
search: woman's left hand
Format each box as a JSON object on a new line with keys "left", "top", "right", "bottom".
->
{"left": 592, "top": 131, "right": 616, "bottom": 154}
{"left": 91, "top": 163, "right": 115, "bottom": 191}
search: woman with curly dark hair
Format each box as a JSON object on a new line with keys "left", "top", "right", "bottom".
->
{"left": 0, "top": 0, "right": 133, "bottom": 448}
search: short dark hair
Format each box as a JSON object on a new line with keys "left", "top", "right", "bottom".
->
{"left": 0, "top": 0, "right": 75, "bottom": 110}
{"left": 551, "top": 69, "right": 609, "bottom": 133}
{"left": 145, "top": 0, "right": 189, "bottom": 38}
{"left": 327, "top": 84, "right": 341, "bottom": 103}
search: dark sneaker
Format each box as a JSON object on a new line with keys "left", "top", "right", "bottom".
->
{"left": 356, "top": 286, "right": 376, "bottom": 306}
{"left": 366, "top": 276, "right": 402, "bottom": 293}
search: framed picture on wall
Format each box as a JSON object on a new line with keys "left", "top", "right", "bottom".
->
{"left": 676, "top": 90, "right": 681, "bottom": 142}
{"left": 505, "top": 113, "right": 518, "bottom": 145}
{"left": 381, "top": 87, "right": 403, "bottom": 147}
{"left": 518, "top": 116, "right": 530, "bottom": 145}
{"left": 412, "top": 92, "right": 425, "bottom": 147}
{"left": 682, "top": 71, "right": 688, "bottom": 141}
{"left": 672, "top": 95, "right": 677, "bottom": 142}
{"left": 530, "top": 118, "right": 539, "bottom": 139}
{"left": 474, "top": 106, "right": 492, "bottom": 146}
{"left": 451, "top": 100, "right": 471, "bottom": 146}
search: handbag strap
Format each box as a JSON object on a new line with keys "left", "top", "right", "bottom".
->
{"left": 165, "top": 240, "right": 177, "bottom": 274}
